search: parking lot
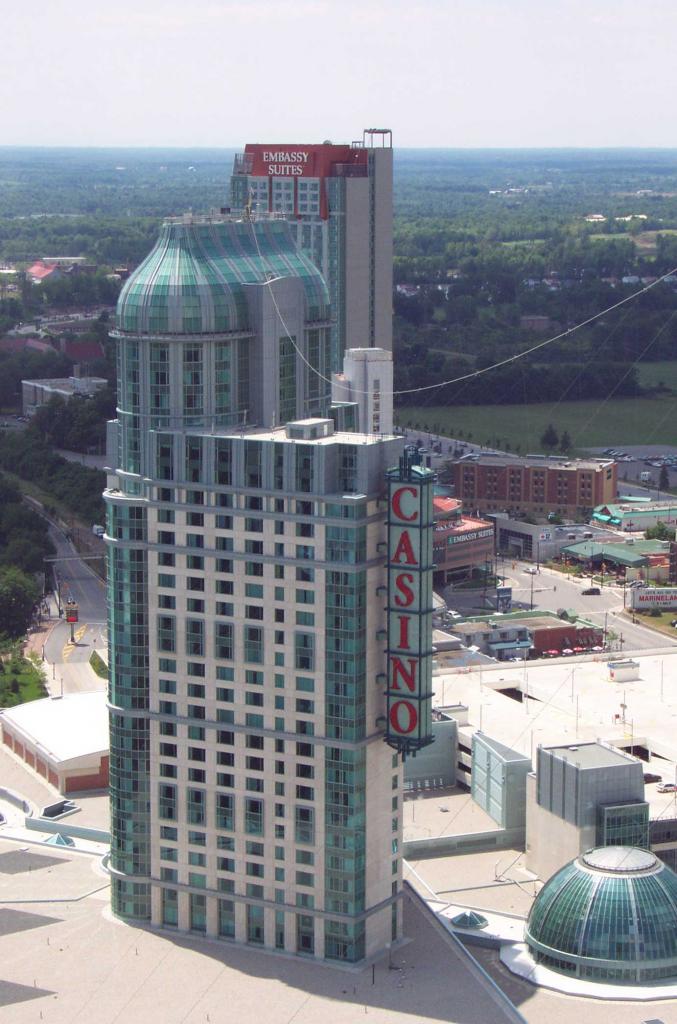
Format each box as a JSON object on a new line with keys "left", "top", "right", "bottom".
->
{"left": 587, "top": 444, "right": 677, "bottom": 490}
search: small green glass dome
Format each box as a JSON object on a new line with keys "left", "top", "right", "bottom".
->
{"left": 526, "top": 847, "right": 677, "bottom": 984}
{"left": 115, "top": 215, "right": 329, "bottom": 337}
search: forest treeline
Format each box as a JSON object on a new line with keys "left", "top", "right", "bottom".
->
{"left": 3, "top": 147, "right": 677, "bottom": 410}
{"left": 0, "top": 473, "right": 53, "bottom": 638}
{"left": 0, "top": 431, "right": 105, "bottom": 524}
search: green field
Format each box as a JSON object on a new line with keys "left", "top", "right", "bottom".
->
{"left": 589, "top": 229, "right": 677, "bottom": 254}
{"left": 634, "top": 229, "right": 677, "bottom": 254}
{"left": 396, "top": 396, "right": 677, "bottom": 451}
{"left": 636, "top": 360, "right": 677, "bottom": 391}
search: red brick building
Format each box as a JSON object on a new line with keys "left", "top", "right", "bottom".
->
{"left": 453, "top": 455, "right": 617, "bottom": 519}
{"left": 522, "top": 617, "right": 603, "bottom": 655}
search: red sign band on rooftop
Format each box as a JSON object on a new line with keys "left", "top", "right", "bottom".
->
{"left": 244, "top": 143, "right": 367, "bottom": 179}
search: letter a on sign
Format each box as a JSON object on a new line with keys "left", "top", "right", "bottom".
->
{"left": 392, "top": 531, "right": 417, "bottom": 565}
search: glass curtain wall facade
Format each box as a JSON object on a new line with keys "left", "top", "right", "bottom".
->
{"left": 106, "top": 211, "right": 403, "bottom": 964}
{"left": 526, "top": 848, "right": 677, "bottom": 983}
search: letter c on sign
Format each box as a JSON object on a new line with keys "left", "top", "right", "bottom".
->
{"left": 389, "top": 700, "right": 418, "bottom": 735}
{"left": 391, "top": 486, "right": 419, "bottom": 523}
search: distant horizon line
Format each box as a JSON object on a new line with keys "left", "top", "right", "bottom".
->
{"left": 1, "top": 143, "right": 677, "bottom": 153}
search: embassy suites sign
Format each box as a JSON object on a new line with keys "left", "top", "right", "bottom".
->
{"left": 385, "top": 448, "right": 435, "bottom": 757}
{"left": 263, "top": 151, "right": 310, "bottom": 176}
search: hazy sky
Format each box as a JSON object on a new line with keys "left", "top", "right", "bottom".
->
{"left": 5, "top": 0, "right": 677, "bottom": 148}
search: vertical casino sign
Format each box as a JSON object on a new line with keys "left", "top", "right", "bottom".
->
{"left": 384, "top": 447, "right": 435, "bottom": 757}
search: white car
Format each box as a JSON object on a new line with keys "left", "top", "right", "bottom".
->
{"left": 525, "top": 567, "right": 538, "bottom": 575}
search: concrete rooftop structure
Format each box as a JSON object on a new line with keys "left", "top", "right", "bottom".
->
{"left": 0, "top": 834, "right": 525, "bottom": 1024}
{"left": 432, "top": 647, "right": 677, "bottom": 775}
{"left": 543, "top": 741, "right": 639, "bottom": 769}
{"left": 0, "top": 691, "right": 108, "bottom": 765}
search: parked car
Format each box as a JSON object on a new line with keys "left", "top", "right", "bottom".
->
{"left": 582, "top": 587, "right": 601, "bottom": 595}
{"left": 657, "top": 783, "right": 677, "bottom": 793}
{"left": 644, "top": 773, "right": 662, "bottom": 784}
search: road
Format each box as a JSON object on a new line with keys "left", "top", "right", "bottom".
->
{"left": 56, "top": 448, "right": 108, "bottom": 470}
{"left": 43, "top": 524, "right": 107, "bottom": 686}
{"left": 503, "top": 560, "right": 677, "bottom": 653}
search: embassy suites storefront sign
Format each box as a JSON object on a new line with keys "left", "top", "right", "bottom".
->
{"left": 385, "top": 448, "right": 435, "bottom": 758}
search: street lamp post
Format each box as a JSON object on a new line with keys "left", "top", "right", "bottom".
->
{"left": 530, "top": 572, "right": 534, "bottom": 611}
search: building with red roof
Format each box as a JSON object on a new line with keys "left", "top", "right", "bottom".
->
{"left": 432, "top": 494, "right": 495, "bottom": 582}
{"left": 26, "top": 262, "right": 62, "bottom": 284}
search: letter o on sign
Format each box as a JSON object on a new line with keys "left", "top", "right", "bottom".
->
{"left": 389, "top": 700, "right": 418, "bottom": 735}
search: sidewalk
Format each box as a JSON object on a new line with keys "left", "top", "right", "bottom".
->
{"left": 22, "top": 594, "right": 61, "bottom": 662}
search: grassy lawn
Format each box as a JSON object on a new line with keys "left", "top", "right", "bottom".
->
{"left": 0, "top": 647, "right": 47, "bottom": 708}
{"left": 625, "top": 609, "right": 677, "bottom": 639}
{"left": 396, "top": 396, "right": 677, "bottom": 451}
{"left": 636, "top": 360, "right": 677, "bottom": 391}
{"left": 634, "top": 229, "right": 677, "bottom": 254}
{"left": 589, "top": 229, "right": 677, "bottom": 255}
{"left": 89, "top": 651, "right": 108, "bottom": 679}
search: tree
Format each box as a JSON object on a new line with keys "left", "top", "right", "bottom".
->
{"left": 645, "top": 521, "right": 671, "bottom": 541}
{"left": 0, "top": 566, "right": 39, "bottom": 639}
{"left": 540, "top": 423, "right": 559, "bottom": 450}
{"left": 560, "top": 430, "right": 572, "bottom": 452}
{"left": 659, "top": 465, "right": 670, "bottom": 492}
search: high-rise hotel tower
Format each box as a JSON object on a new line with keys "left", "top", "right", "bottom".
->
{"left": 230, "top": 129, "right": 393, "bottom": 370}
{"left": 105, "top": 210, "right": 434, "bottom": 963}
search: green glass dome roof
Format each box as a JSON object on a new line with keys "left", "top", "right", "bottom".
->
{"left": 526, "top": 847, "right": 677, "bottom": 984}
{"left": 115, "top": 215, "right": 329, "bottom": 337}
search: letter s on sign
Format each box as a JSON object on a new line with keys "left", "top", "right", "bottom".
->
{"left": 394, "top": 572, "right": 415, "bottom": 608}
{"left": 391, "top": 486, "right": 419, "bottom": 523}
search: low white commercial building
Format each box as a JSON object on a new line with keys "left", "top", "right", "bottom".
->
{"left": 0, "top": 691, "right": 108, "bottom": 793}
{"left": 21, "top": 376, "right": 108, "bottom": 417}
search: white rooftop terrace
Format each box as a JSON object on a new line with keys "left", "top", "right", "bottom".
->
{"left": 433, "top": 649, "right": 677, "bottom": 785}
{"left": 0, "top": 691, "right": 108, "bottom": 767}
